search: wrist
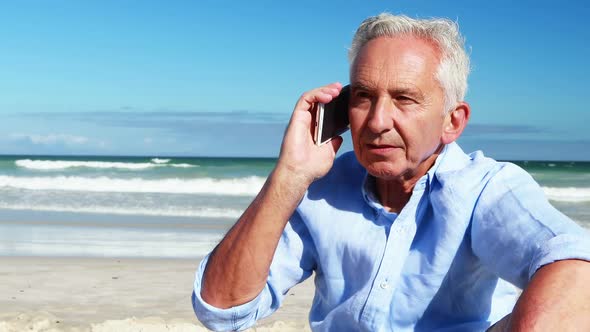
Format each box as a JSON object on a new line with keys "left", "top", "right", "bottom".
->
{"left": 272, "top": 162, "right": 314, "bottom": 195}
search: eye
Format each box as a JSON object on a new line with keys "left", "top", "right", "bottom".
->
{"left": 352, "top": 89, "right": 371, "bottom": 101}
{"left": 353, "top": 90, "right": 371, "bottom": 99}
{"left": 395, "top": 95, "right": 417, "bottom": 104}
{"left": 350, "top": 89, "right": 372, "bottom": 110}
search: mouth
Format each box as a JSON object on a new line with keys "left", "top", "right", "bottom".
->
{"left": 365, "top": 143, "right": 399, "bottom": 154}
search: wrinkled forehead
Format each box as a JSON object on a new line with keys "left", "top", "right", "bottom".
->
{"left": 350, "top": 36, "right": 442, "bottom": 89}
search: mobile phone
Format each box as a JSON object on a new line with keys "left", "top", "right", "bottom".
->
{"left": 313, "top": 85, "right": 350, "bottom": 146}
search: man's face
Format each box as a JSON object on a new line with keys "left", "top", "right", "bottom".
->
{"left": 349, "top": 35, "right": 448, "bottom": 182}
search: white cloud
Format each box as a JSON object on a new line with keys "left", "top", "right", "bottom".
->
{"left": 10, "top": 133, "right": 90, "bottom": 146}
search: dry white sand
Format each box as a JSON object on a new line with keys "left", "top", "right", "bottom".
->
{"left": 0, "top": 256, "right": 314, "bottom": 331}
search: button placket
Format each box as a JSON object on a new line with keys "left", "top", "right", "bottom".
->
{"left": 359, "top": 183, "right": 426, "bottom": 328}
{"left": 359, "top": 215, "right": 413, "bottom": 326}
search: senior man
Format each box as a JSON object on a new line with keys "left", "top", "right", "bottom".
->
{"left": 192, "top": 13, "right": 590, "bottom": 331}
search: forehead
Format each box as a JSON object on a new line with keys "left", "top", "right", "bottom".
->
{"left": 350, "top": 35, "right": 441, "bottom": 89}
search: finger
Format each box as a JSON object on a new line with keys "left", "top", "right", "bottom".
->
{"left": 294, "top": 82, "right": 343, "bottom": 112}
{"left": 285, "top": 83, "right": 344, "bottom": 145}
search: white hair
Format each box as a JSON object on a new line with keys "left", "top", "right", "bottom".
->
{"left": 349, "top": 13, "right": 470, "bottom": 112}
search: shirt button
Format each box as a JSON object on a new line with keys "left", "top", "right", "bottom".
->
{"left": 380, "top": 281, "right": 389, "bottom": 289}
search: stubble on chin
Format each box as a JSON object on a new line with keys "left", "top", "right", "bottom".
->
{"left": 363, "top": 160, "right": 408, "bottom": 181}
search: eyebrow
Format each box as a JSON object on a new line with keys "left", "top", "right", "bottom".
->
{"left": 391, "top": 87, "right": 424, "bottom": 98}
{"left": 351, "top": 82, "right": 425, "bottom": 100}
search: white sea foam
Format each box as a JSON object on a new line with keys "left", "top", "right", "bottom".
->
{"left": 171, "top": 163, "right": 198, "bottom": 168}
{"left": 16, "top": 159, "right": 159, "bottom": 170}
{"left": 0, "top": 203, "right": 243, "bottom": 218}
{"left": 151, "top": 158, "right": 170, "bottom": 164}
{"left": 15, "top": 159, "right": 196, "bottom": 170}
{"left": 0, "top": 175, "right": 264, "bottom": 195}
{"left": 543, "top": 187, "right": 590, "bottom": 202}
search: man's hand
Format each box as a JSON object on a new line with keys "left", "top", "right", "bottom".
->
{"left": 276, "top": 82, "right": 345, "bottom": 187}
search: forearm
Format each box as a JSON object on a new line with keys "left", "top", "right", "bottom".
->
{"left": 199, "top": 82, "right": 343, "bottom": 310}
{"left": 508, "top": 259, "right": 590, "bottom": 331}
{"left": 201, "top": 166, "right": 311, "bottom": 308}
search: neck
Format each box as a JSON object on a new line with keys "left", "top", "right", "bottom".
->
{"left": 375, "top": 148, "right": 442, "bottom": 213}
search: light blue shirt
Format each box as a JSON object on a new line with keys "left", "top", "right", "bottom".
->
{"left": 192, "top": 143, "right": 590, "bottom": 331}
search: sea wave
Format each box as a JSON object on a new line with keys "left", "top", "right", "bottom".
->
{"left": 0, "top": 175, "right": 265, "bottom": 195}
{"left": 0, "top": 203, "right": 243, "bottom": 218}
{"left": 171, "top": 163, "right": 197, "bottom": 168}
{"left": 543, "top": 187, "right": 590, "bottom": 202}
{"left": 15, "top": 159, "right": 197, "bottom": 170}
{"left": 151, "top": 158, "right": 170, "bottom": 164}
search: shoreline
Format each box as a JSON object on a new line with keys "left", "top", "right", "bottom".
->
{"left": 0, "top": 256, "right": 314, "bottom": 331}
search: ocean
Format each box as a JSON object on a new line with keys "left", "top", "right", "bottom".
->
{"left": 0, "top": 155, "right": 588, "bottom": 258}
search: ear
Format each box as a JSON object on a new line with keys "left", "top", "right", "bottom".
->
{"left": 441, "top": 101, "right": 470, "bottom": 144}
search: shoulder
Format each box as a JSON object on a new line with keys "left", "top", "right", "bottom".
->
{"left": 429, "top": 144, "right": 539, "bottom": 221}
{"left": 434, "top": 144, "right": 538, "bottom": 194}
{"left": 473, "top": 159, "right": 542, "bottom": 211}
{"left": 431, "top": 144, "right": 505, "bottom": 205}
{"left": 434, "top": 144, "right": 502, "bottom": 186}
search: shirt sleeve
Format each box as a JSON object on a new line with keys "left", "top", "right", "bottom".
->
{"left": 192, "top": 210, "right": 317, "bottom": 331}
{"left": 471, "top": 163, "right": 590, "bottom": 289}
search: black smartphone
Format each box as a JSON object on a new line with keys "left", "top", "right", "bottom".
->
{"left": 313, "top": 85, "right": 350, "bottom": 146}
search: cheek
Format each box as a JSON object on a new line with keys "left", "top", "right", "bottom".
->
{"left": 407, "top": 118, "right": 444, "bottom": 156}
{"left": 348, "top": 114, "right": 365, "bottom": 142}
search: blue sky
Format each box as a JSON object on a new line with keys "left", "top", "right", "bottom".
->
{"left": 0, "top": 1, "right": 588, "bottom": 160}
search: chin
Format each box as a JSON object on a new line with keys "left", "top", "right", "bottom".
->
{"left": 354, "top": 149, "right": 402, "bottom": 179}
{"left": 363, "top": 161, "right": 407, "bottom": 181}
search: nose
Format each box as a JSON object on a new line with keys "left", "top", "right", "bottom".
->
{"left": 366, "top": 97, "right": 394, "bottom": 134}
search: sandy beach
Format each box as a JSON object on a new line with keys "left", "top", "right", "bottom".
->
{"left": 0, "top": 256, "right": 314, "bottom": 332}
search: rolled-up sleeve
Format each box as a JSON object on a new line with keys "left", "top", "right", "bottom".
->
{"left": 528, "top": 233, "right": 590, "bottom": 280}
{"left": 471, "top": 163, "right": 590, "bottom": 289}
{"left": 192, "top": 210, "right": 317, "bottom": 331}
{"left": 192, "top": 254, "right": 271, "bottom": 331}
